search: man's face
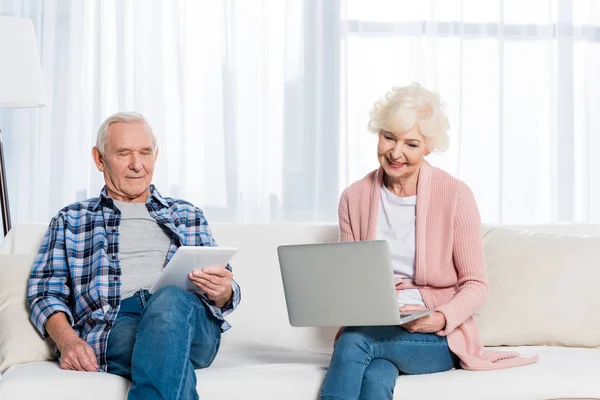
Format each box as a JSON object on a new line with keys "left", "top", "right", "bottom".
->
{"left": 93, "top": 122, "right": 158, "bottom": 202}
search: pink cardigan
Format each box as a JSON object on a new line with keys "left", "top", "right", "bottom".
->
{"left": 338, "top": 160, "right": 539, "bottom": 370}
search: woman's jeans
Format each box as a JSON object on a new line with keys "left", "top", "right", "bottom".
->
{"left": 321, "top": 326, "right": 460, "bottom": 400}
{"left": 106, "top": 286, "right": 222, "bottom": 400}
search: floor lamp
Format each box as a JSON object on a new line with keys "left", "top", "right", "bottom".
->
{"left": 0, "top": 16, "right": 46, "bottom": 236}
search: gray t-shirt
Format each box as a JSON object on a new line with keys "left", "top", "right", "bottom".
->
{"left": 113, "top": 200, "right": 172, "bottom": 299}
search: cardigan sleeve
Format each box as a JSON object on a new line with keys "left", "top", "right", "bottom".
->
{"left": 338, "top": 189, "right": 355, "bottom": 242}
{"left": 435, "top": 182, "right": 488, "bottom": 336}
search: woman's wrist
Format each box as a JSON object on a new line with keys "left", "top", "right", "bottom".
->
{"left": 434, "top": 311, "right": 447, "bottom": 331}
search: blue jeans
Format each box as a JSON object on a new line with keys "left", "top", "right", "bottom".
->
{"left": 106, "top": 286, "right": 222, "bottom": 400}
{"left": 320, "top": 326, "right": 460, "bottom": 400}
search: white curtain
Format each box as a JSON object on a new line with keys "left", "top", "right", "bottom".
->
{"left": 341, "top": 0, "right": 600, "bottom": 224}
{"left": 0, "top": 0, "right": 599, "bottom": 227}
{"left": 0, "top": 0, "right": 339, "bottom": 225}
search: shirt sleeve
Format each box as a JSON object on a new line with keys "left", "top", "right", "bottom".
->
{"left": 193, "top": 208, "right": 241, "bottom": 327}
{"left": 28, "top": 215, "right": 75, "bottom": 338}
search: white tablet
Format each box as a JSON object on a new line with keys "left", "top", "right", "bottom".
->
{"left": 150, "top": 246, "right": 237, "bottom": 295}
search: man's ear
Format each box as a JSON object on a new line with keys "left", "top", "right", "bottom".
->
{"left": 92, "top": 147, "right": 105, "bottom": 172}
{"left": 154, "top": 146, "right": 159, "bottom": 161}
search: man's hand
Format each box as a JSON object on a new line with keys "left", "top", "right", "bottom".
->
{"left": 57, "top": 331, "right": 99, "bottom": 372}
{"left": 46, "top": 312, "right": 98, "bottom": 372}
{"left": 400, "top": 304, "right": 446, "bottom": 334}
{"left": 188, "top": 265, "right": 233, "bottom": 308}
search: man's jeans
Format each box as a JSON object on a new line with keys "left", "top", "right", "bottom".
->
{"left": 320, "top": 326, "right": 460, "bottom": 400}
{"left": 106, "top": 286, "right": 222, "bottom": 400}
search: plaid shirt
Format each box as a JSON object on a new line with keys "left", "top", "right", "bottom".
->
{"left": 28, "top": 185, "right": 241, "bottom": 372}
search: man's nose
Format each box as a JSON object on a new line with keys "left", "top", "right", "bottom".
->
{"left": 129, "top": 153, "right": 143, "bottom": 171}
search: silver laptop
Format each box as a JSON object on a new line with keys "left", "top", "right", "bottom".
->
{"left": 277, "top": 240, "right": 431, "bottom": 327}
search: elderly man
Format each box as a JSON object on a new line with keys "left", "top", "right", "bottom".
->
{"left": 28, "top": 112, "right": 241, "bottom": 400}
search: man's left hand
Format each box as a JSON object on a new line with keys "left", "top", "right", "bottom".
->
{"left": 400, "top": 304, "right": 446, "bottom": 333}
{"left": 188, "top": 266, "right": 233, "bottom": 308}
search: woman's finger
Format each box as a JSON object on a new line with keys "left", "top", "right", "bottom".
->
{"left": 399, "top": 304, "right": 427, "bottom": 312}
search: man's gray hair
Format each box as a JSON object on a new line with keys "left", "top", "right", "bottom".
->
{"left": 96, "top": 111, "right": 157, "bottom": 154}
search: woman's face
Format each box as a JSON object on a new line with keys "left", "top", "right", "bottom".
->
{"left": 377, "top": 125, "right": 430, "bottom": 182}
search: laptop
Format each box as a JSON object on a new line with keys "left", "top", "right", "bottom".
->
{"left": 277, "top": 240, "right": 431, "bottom": 327}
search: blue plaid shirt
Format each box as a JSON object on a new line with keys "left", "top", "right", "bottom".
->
{"left": 28, "top": 185, "right": 241, "bottom": 372}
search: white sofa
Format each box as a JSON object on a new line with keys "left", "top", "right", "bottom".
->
{"left": 0, "top": 223, "right": 599, "bottom": 400}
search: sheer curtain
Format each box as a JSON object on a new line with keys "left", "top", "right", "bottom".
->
{"left": 341, "top": 0, "right": 600, "bottom": 224}
{"left": 0, "top": 0, "right": 339, "bottom": 225}
{"left": 0, "top": 0, "right": 599, "bottom": 228}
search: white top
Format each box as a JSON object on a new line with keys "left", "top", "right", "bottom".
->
{"left": 376, "top": 186, "right": 425, "bottom": 307}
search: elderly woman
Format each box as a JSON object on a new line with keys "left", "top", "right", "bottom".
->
{"left": 320, "top": 84, "right": 538, "bottom": 400}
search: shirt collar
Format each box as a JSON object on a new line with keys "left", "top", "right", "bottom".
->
{"left": 92, "top": 184, "right": 169, "bottom": 211}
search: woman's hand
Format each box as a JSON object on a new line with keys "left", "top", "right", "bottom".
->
{"left": 188, "top": 266, "right": 233, "bottom": 308}
{"left": 400, "top": 304, "right": 446, "bottom": 333}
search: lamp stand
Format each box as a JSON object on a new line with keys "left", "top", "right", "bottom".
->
{"left": 0, "top": 129, "right": 11, "bottom": 236}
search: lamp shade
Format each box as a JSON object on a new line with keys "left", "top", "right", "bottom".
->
{"left": 0, "top": 16, "right": 46, "bottom": 108}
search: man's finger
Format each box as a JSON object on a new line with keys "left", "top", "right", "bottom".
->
{"left": 60, "top": 360, "right": 73, "bottom": 371}
{"left": 80, "top": 359, "right": 96, "bottom": 372}
{"left": 201, "top": 266, "right": 230, "bottom": 277}
{"left": 67, "top": 354, "right": 84, "bottom": 371}
{"left": 75, "top": 347, "right": 95, "bottom": 372}
{"left": 85, "top": 346, "right": 98, "bottom": 372}
{"left": 198, "top": 285, "right": 219, "bottom": 298}
{"left": 191, "top": 276, "right": 219, "bottom": 290}
{"left": 85, "top": 346, "right": 99, "bottom": 370}
{"left": 197, "top": 277, "right": 220, "bottom": 290}
{"left": 189, "top": 274, "right": 222, "bottom": 289}
{"left": 191, "top": 280, "right": 218, "bottom": 297}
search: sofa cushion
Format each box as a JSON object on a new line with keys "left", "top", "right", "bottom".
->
{"left": 0, "top": 254, "right": 56, "bottom": 373}
{"left": 1, "top": 345, "right": 598, "bottom": 399}
{"left": 475, "top": 226, "right": 600, "bottom": 347}
{"left": 210, "top": 224, "right": 340, "bottom": 354}
{"left": 0, "top": 224, "right": 47, "bottom": 254}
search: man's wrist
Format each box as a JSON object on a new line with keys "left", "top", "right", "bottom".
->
{"left": 56, "top": 328, "right": 78, "bottom": 350}
{"left": 214, "top": 286, "right": 233, "bottom": 308}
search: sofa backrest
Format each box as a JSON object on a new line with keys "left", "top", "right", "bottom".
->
{"left": 4, "top": 222, "right": 600, "bottom": 353}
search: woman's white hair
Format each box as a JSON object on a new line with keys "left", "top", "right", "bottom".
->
{"left": 96, "top": 111, "right": 157, "bottom": 154}
{"left": 368, "top": 83, "right": 450, "bottom": 153}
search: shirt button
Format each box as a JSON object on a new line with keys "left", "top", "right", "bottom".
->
{"left": 111, "top": 229, "right": 116, "bottom": 233}
{"left": 112, "top": 256, "right": 116, "bottom": 260}
{"left": 106, "top": 321, "right": 113, "bottom": 327}
{"left": 113, "top": 276, "right": 119, "bottom": 281}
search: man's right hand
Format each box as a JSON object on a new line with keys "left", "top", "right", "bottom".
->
{"left": 46, "top": 312, "right": 98, "bottom": 372}
{"left": 57, "top": 333, "right": 99, "bottom": 372}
